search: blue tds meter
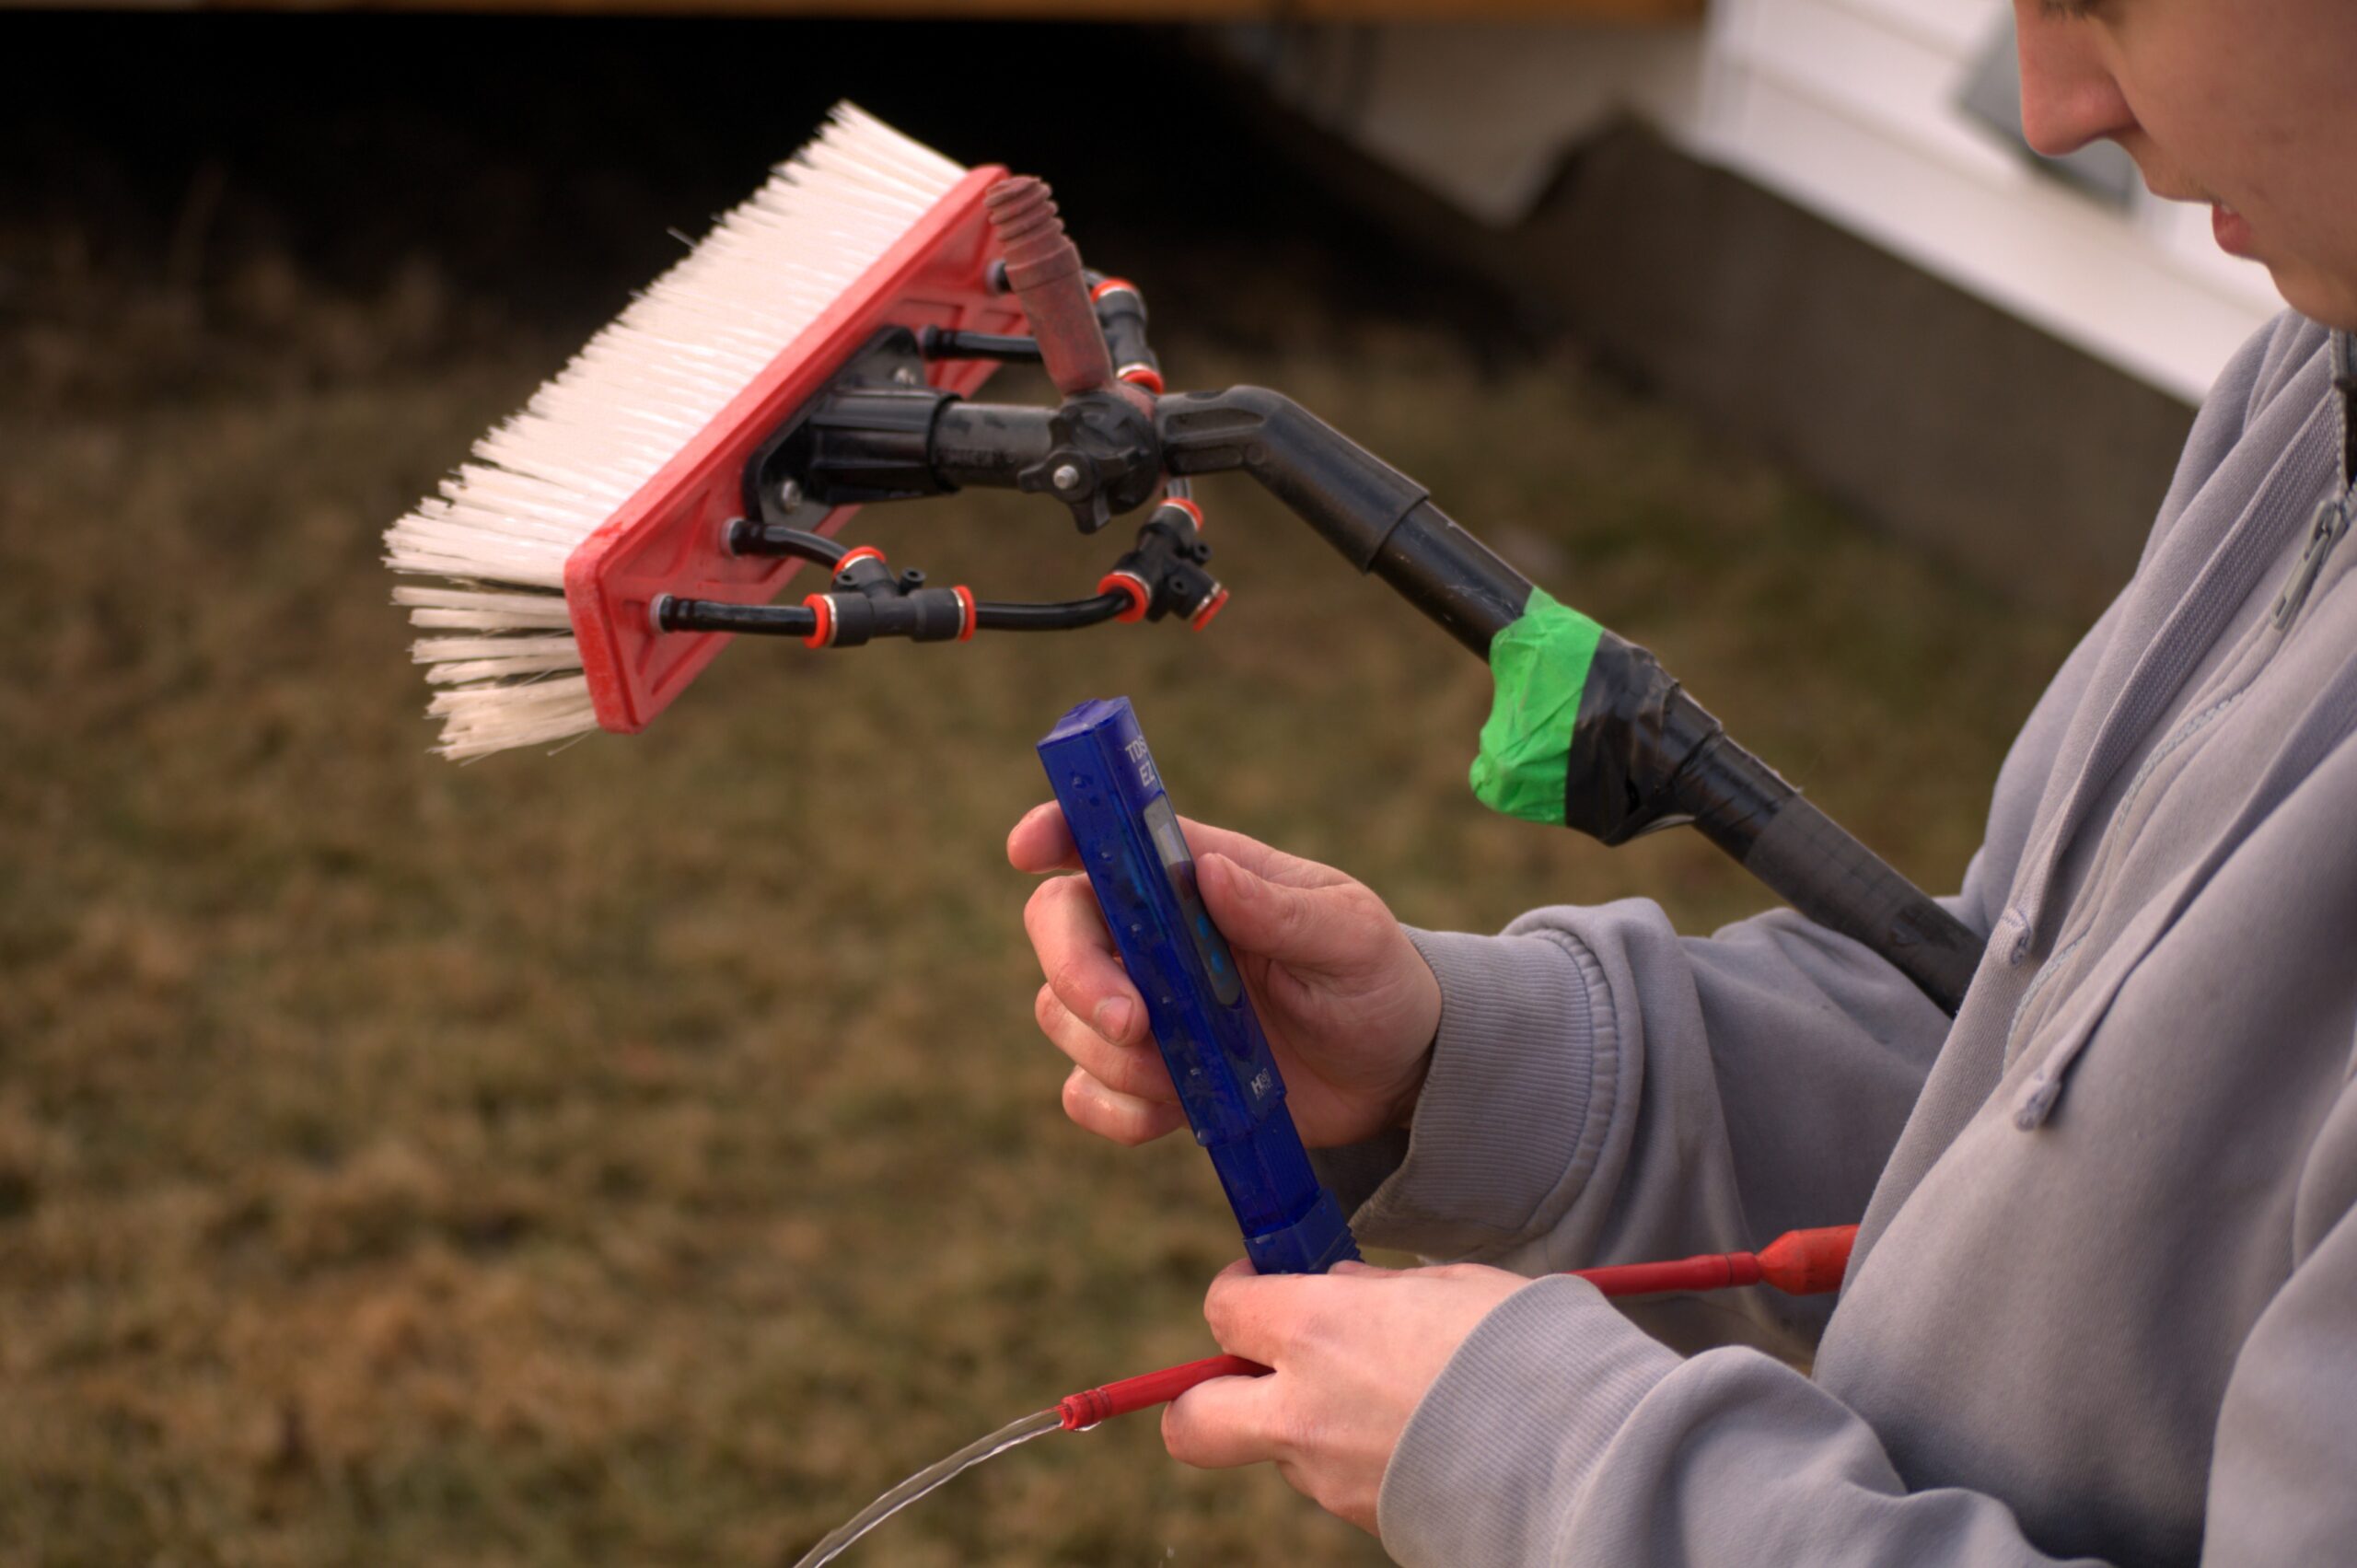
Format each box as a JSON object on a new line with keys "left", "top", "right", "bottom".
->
{"left": 1039, "top": 697, "right": 1359, "bottom": 1274}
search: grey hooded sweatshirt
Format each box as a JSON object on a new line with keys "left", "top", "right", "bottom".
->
{"left": 1325, "top": 314, "right": 2357, "bottom": 1567}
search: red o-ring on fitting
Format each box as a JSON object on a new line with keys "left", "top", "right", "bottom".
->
{"left": 1097, "top": 571, "right": 1152, "bottom": 623}
{"left": 1189, "top": 586, "right": 1229, "bottom": 632}
{"left": 1090, "top": 276, "right": 1142, "bottom": 304}
{"left": 1118, "top": 364, "right": 1165, "bottom": 395}
{"left": 953, "top": 584, "right": 978, "bottom": 642}
{"left": 802, "top": 593, "right": 837, "bottom": 649}
{"left": 836, "top": 544, "right": 888, "bottom": 576}
{"left": 1158, "top": 495, "right": 1205, "bottom": 532}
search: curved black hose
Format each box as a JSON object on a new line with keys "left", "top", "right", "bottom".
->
{"left": 973, "top": 593, "right": 1130, "bottom": 632}
{"left": 726, "top": 521, "right": 849, "bottom": 567}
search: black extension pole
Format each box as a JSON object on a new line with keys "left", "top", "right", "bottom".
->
{"left": 1149, "top": 388, "right": 1984, "bottom": 1015}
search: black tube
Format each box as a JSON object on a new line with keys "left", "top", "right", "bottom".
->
{"left": 1661, "top": 703, "right": 1980, "bottom": 1010}
{"left": 920, "top": 328, "right": 1044, "bottom": 364}
{"left": 726, "top": 520, "right": 848, "bottom": 566}
{"left": 1722, "top": 777, "right": 1982, "bottom": 1012}
{"left": 655, "top": 597, "right": 819, "bottom": 637}
{"left": 1369, "top": 502, "right": 1534, "bottom": 657}
{"left": 1094, "top": 282, "right": 1157, "bottom": 385}
{"left": 972, "top": 594, "right": 1130, "bottom": 631}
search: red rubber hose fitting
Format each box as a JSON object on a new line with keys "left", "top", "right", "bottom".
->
{"left": 1188, "top": 586, "right": 1229, "bottom": 632}
{"left": 1058, "top": 1354, "right": 1269, "bottom": 1431}
{"left": 801, "top": 594, "right": 836, "bottom": 650}
{"left": 1097, "top": 571, "right": 1151, "bottom": 623}
{"left": 1572, "top": 1225, "right": 1856, "bottom": 1298}
{"left": 1755, "top": 1225, "right": 1859, "bottom": 1295}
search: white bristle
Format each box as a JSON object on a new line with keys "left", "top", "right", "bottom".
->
{"left": 384, "top": 103, "right": 967, "bottom": 759}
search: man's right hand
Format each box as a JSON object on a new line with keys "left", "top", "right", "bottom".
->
{"left": 1009, "top": 803, "right": 1442, "bottom": 1149}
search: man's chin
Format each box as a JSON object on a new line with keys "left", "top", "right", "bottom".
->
{"left": 2266, "top": 261, "right": 2357, "bottom": 333}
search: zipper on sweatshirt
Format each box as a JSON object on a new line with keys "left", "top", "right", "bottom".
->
{"left": 2268, "top": 492, "right": 2350, "bottom": 629}
{"left": 2271, "top": 331, "right": 2357, "bottom": 631}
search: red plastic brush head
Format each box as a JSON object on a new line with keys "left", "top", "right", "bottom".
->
{"left": 386, "top": 107, "right": 1030, "bottom": 760}
{"left": 564, "top": 165, "right": 1021, "bottom": 738}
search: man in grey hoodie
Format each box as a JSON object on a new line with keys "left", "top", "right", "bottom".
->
{"left": 1011, "top": 2, "right": 2357, "bottom": 1562}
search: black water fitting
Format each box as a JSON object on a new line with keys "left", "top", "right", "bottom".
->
{"left": 1092, "top": 280, "right": 1158, "bottom": 388}
{"left": 930, "top": 401, "right": 1058, "bottom": 489}
{"left": 788, "top": 393, "right": 1063, "bottom": 503}
{"left": 821, "top": 552, "right": 969, "bottom": 646}
{"left": 794, "top": 383, "right": 963, "bottom": 504}
{"left": 1106, "top": 500, "right": 1222, "bottom": 622}
{"left": 918, "top": 327, "right": 1046, "bottom": 364}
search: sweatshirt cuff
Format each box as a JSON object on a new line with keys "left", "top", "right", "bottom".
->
{"left": 1338, "top": 925, "right": 1614, "bottom": 1258}
{"left": 1378, "top": 1275, "right": 1683, "bottom": 1566}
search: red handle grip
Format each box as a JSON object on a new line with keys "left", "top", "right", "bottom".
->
{"left": 1058, "top": 1353, "right": 1270, "bottom": 1431}
{"left": 985, "top": 176, "right": 1115, "bottom": 400}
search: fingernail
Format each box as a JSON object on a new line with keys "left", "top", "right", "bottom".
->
{"left": 1097, "top": 998, "right": 1134, "bottom": 1041}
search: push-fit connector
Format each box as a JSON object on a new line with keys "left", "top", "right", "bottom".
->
{"left": 1097, "top": 497, "right": 1226, "bottom": 629}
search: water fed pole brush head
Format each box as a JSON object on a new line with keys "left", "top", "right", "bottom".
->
{"left": 381, "top": 109, "right": 1977, "bottom": 1016}
{"left": 385, "top": 106, "right": 1018, "bottom": 758}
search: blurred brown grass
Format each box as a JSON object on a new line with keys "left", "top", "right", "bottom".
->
{"left": 0, "top": 113, "right": 2082, "bottom": 1567}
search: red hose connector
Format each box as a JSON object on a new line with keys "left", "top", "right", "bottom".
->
{"left": 1753, "top": 1224, "right": 1859, "bottom": 1295}
{"left": 1058, "top": 1353, "right": 1269, "bottom": 1431}
{"left": 1573, "top": 1225, "right": 1858, "bottom": 1299}
{"left": 986, "top": 177, "right": 1116, "bottom": 400}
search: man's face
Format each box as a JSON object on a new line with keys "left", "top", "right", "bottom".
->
{"left": 2015, "top": 0, "right": 2357, "bottom": 328}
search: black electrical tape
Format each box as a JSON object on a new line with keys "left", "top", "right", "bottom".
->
{"left": 1563, "top": 632, "right": 1979, "bottom": 1014}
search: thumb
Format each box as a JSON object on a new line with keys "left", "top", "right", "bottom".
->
{"left": 1199, "top": 852, "right": 1365, "bottom": 970}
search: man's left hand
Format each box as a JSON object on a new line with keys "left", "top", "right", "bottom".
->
{"left": 1162, "top": 1259, "right": 1534, "bottom": 1533}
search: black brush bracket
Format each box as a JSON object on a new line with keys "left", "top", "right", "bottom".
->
{"left": 767, "top": 370, "right": 1982, "bottom": 1016}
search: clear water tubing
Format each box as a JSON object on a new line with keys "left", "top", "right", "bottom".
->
{"left": 787, "top": 1408, "right": 1062, "bottom": 1568}
{"left": 787, "top": 1354, "right": 1266, "bottom": 1568}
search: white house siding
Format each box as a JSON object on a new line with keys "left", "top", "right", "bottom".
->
{"left": 1213, "top": 2, "right": 2282, "bottom": 404}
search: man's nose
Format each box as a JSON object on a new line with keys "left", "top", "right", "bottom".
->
{"left": 2014, "top": 6, "right": 2136, "bottom": 157}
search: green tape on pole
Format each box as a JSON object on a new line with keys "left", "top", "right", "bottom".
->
{"left": 1469, "top": 587, "right": 1603, "bottom": 827}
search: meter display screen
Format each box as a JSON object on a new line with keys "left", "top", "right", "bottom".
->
{"left": 1143, "top": 796, "right": 1244, "bottom": 1006}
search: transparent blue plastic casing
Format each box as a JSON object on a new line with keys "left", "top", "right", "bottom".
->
{"left": 1039, "top": 697, "right": 1359, "bottom": 1274}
